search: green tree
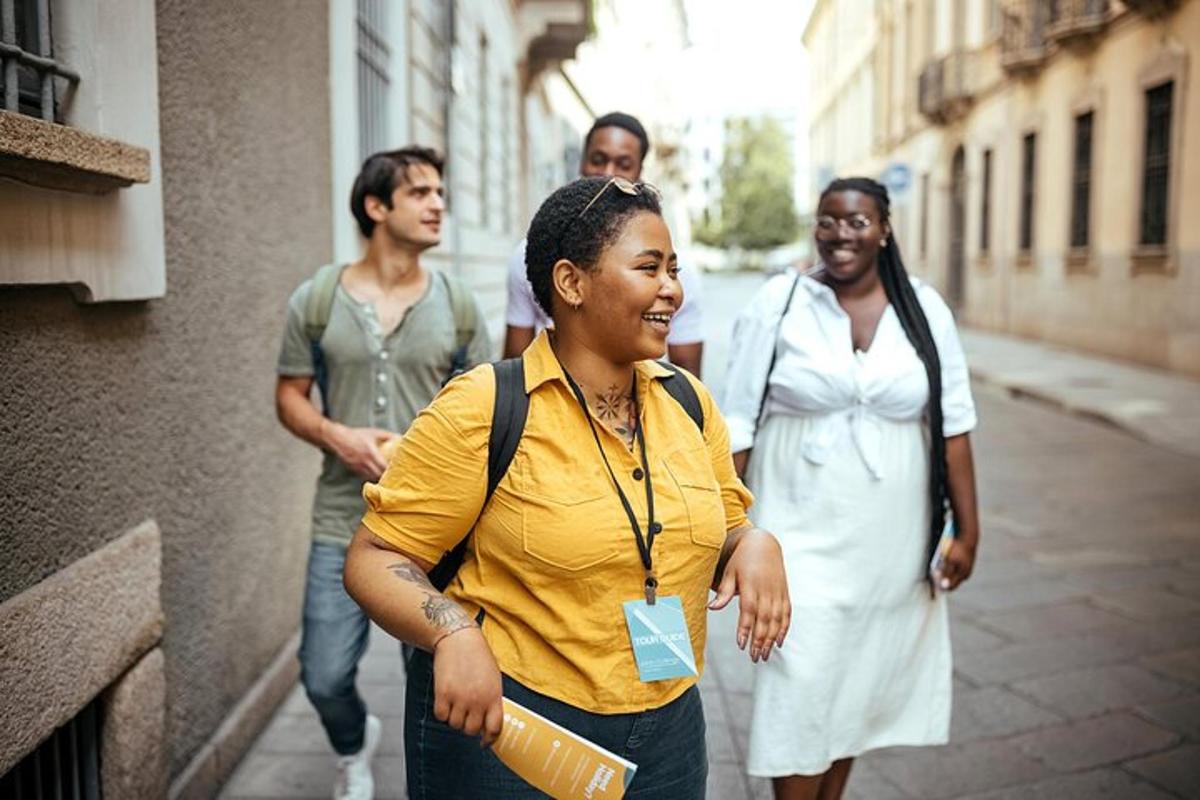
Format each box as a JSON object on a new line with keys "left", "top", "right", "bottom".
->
{"left": 702, "top": 116, "right": 800, "bottom": 250}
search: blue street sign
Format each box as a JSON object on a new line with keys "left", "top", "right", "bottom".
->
{"left": 882, "top": 162, "right": 912, "bottom": 195}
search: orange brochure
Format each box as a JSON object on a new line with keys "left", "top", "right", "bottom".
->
{"left": 495, "top": 697, "right": 637, "bottom": 799}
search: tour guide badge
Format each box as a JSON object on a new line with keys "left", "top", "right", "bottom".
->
{"left": 557, "top": 362, "right": 698, "bottom": 682}
{"left": 622, "top": 595, "right": 699, "bottom": 682}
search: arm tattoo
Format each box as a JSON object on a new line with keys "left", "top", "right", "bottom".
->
{"left": 386, "top": 560, "right": 435, "bottom": 590}
{"left": 421, "top": 593, "right": 474, "bottom": 631}
{"left": 386, "top": 561, "right": 474, "bottom": 634}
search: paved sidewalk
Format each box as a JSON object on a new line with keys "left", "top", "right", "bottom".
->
{"left": 960, "top": 329, "right": 1200, "bottom": 459}
{"left": 219, "top": 326, "right": 1200, "bottom": 799}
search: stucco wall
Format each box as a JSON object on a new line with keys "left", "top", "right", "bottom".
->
{"left": 0, "top": 0, "right": 331, "bottom": 780}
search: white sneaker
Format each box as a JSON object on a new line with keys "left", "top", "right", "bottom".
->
{"left": 333, "top": 714, "right": 381, "bottom": 800}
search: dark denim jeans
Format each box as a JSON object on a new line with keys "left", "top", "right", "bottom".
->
{"left": 405, "top": 648, "right": 708, "bottom": 799}
{"left": 299, "top": 541, "right": 370, "bottom": 755}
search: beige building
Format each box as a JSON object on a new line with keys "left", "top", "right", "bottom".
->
{"left": 804, "top": 0, "right": 1200, "bottom": 376}
{"left": 0, "top": 1, "right": 589, "bottom": 797}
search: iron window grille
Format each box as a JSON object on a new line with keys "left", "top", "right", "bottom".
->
{"left": 1019, "top": 132, "right": 1036, "bottom": 252}
{"left": 1070, "top": 110, "right": 1094, "bottom": 249}
{"left": 1140, "top": 80, "right": 1173, "bottom": 246}
{"left": 478, "top": 33, "right": 489, "bottom": 227}
{"left": 356, "top": 0, "right": 390, "bottom": 162}
{"left": 0, "top": 698, "right": 101, "bottom": 800}
{"left": 0, "top": 0, "right": 79, "bottom": 122}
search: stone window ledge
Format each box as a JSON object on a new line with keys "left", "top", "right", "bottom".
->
{"left": 1131, "top": 245, "right": 1175, "bottom": 275}
{"left": 0, "top": 110, "right": 150, "bottom": 194}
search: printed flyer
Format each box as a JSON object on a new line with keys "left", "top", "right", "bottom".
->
{"left": 494, "top": 697, "right": 637, "bottom": 799}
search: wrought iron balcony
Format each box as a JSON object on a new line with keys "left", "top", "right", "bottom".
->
{"left": 1121, "top": 0, "right": 1182, "bottom": 17}
{"left": 918, "top": 51, "right": 978, "bottom": 125}
{"left": 1001, "top": 0, "right": 1049, "bottom": 74}
{"left": 1046, "top": 0, "right": 1112, "bottom": 45}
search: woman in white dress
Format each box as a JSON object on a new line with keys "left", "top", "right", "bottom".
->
{"left": 724, "top": 177, "right": 982, "bottom": 800}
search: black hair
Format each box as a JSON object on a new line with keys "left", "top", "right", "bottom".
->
{"left": 819, "top": 176, "right": 948, "bottom": 573}
{"left": 525, "top": 176, "right": 662, "bottom": 318}
{"left": 585, "top": 112, "right": 651, "bottom": 162}
{"left": 350, "top": 146, "right": 444, "bottom": 238}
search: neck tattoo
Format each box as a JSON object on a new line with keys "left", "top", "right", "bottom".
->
{"left": 588, "top": 382, "right": 638, "bottom": 449}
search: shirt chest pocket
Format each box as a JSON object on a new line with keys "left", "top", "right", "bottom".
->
{"left": 664, "top": 447, "right": 727, "bottom": 550}
{"left": 520, "top": 494, "right": 625, "bottom": 572}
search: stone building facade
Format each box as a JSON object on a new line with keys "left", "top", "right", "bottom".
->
{"left": 804, "top": 0, "right": 1200, "bottom": 376}
{"left": 0, "top": 0, "right": 588, "bottom": 797}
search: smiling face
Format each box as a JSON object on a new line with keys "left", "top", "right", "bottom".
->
{"left": 580, "top": 126, "right": 644, "bottom": 181}
{"left": 367, "top": 163, "right": 445, "bottom": 250}
{"left": 814, "top": 189, "right": 889, "bottom": 286}
{"left": 563, "top": 211, "right": 681, "bottom": 363}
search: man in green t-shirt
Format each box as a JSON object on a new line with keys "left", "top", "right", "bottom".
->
{"left": 276, "top": 146, "right": 491, "bottom": 800}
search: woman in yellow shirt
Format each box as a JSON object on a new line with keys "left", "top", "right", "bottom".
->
{"left": 344, "top": 175, "right": 790, "bottom": 798}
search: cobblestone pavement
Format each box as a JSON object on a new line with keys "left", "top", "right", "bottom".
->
{"left": 220, "top": 272, "right": 1200, "bottom": 798}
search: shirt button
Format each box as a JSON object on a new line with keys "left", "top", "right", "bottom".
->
{"left": 379, "top": 350, "right": 389, "bottom": 360}
{"left": 649, "top": 522, "right": 663, "bottom": 534}
{"left": 375, "top": 396, "right": 386, "bottom": 408}
{"left": 632, "top": 468, "right": 645, "bottom": 481}
{"left": 377, "top": 373, "right": 387, "bottom": 384}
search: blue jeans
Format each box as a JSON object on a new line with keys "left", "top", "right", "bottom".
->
{"left": 405, "top": 648, "right": 708, "bottom": 799}
{"left": 299, "top": 541, "right": 370, "bottom": 755}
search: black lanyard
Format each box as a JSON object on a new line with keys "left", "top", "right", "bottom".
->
{"left": 560, "top": 367, "right": 661, "bottom": 604}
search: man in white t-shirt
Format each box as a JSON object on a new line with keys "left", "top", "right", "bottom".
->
{"left": 503, "top": 112, "right": 705, "bottom": 375}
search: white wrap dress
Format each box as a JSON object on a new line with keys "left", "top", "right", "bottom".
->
{"left": 722, "top": 272, "right": 977, "bottom": 777}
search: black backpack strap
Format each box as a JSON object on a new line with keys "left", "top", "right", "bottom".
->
{"left": 427, "top": 357, "right": 529, "bottom": 591}
{"left": 656, "top": 362, "right": 705, "bottom": 433}
{"left": 756, "top": 271, "right": 802, "bottom": 426}
{"left": 486, "top": 358, "right": 529, "bottom": 499}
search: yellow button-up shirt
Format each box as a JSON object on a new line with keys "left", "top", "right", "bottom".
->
{"left": 362, "top": 331, "right": 752, "bottom": 713}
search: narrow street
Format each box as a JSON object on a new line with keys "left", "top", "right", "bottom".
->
{"left": 222, "top": 272, "right": 1200, "bottom": 799}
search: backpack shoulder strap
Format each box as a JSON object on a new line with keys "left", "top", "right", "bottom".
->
{"left": 438, "top": 270, "right": 477, "bottom": 351}
{"left": 656, "top": 362, "right": 705, "bottom": 433}
{"left": 427, "top": 357, "right": 528, "bottom": 592}
{"left": 487, "top": 357, "right": 529, "bottom": 500}
{"left": 439, "top": 270, "right": 477, "bottom": 379}
{"left": 303, "top": 263, "right": 345, "bottom": 343}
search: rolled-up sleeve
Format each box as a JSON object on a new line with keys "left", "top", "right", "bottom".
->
{"left": 721, "top": 275, "right": 794, "bottom": 453}
{"left": 361, "top": 366, "right": 492, "bottom": 563}
{"left": 919, "top": 285, "right": 977, "bottom": 437}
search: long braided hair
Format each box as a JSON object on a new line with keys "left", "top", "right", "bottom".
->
{"left": 819, "top": 177, "right": 948, "bottom": 570}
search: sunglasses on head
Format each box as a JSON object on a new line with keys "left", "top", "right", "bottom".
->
{"left": 577, "top": 177, "right": 662, "bottom": 218}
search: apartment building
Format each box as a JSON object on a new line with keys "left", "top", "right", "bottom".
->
{"left": 0, "top": 1, "right": 590, "bottom": 797}
{"left": 804, "top": 0, "right": 1199, "bottom": 375}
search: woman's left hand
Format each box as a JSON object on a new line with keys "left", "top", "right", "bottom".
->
{"left": 709, "top": 528, "right": 791, "bottom": 662}
{"left": 938, "top": 540, "right": 976, "bottom": 591}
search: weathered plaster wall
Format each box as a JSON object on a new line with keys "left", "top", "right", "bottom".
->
{"left": 0, "top": 0, "right": 331, "bottom": 779}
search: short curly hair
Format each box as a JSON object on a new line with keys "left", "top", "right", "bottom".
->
{"left": 525, "top": 176, "right": 663, "bottom": 318}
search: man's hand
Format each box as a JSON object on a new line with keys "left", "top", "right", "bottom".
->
{"left": 322, "top": 421, "right": 393, "bottom": 481}
{"left": 432, "top": 627, "right": 505, "bottom": 748}
{"left": 709, "top": 529, "right": 791, "bottom": 663}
